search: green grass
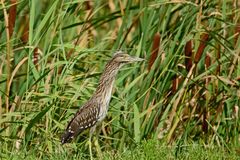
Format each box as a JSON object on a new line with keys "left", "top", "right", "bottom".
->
{"left": 2, "top": 140, "right": 240, "bottom": 160}
{"left": 1, "top": 0, "right": 240, "bottom": 159}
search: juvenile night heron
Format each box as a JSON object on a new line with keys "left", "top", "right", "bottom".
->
{"left": 61, "top": 51, "right": 144, "bottom": 150}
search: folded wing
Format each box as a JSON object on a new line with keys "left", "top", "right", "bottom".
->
{"left": 61, "top": 101, "right": 100, "bottom": 144}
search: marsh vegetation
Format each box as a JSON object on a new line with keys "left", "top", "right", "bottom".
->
{"left": 0, "top": 0, "right": 240, "bottom": 159}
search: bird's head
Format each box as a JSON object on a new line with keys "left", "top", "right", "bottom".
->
{"left": 112, "top": 51, "right": 144, "bottom": 64}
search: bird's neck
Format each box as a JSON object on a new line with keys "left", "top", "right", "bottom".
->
{"left": 93, "top": 61, "right": 121, "bottom": 99}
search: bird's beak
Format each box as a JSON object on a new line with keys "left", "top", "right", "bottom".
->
{"left": 127, "top": 56, "right": 145, "bottom": 63}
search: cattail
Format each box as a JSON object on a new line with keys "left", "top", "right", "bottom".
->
{"left": 235, "top": 24, "right": 240, "bottom": 45}
{"left": 194, "top": 33, "right": 209, "bottom": 64}
{"left": 8, "top": 0, "right": 17, "bottom": 38}
{"left": 148, "top": 32, "right": 161, "bottom": 71}
{"left": 20, "top": 15, "right": 29, "bottom": 43}
{"left": 205, "top": 53, "right": 211, "bottom": 83}
{"left": 185, "top": 40, "right": 193, "bottom": 71}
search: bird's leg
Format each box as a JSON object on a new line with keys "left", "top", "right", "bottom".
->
{"left": 89, "top": 125, "right": 102, "bottom": 159}
{"left": 89, "top": 125, "right": 96, "bottom": 160}
{"left": 88, "top": 138, "right": 93, "bottom": 160}
{"left": 94, "top": 125, "right": 102, "bottom": 158}
{"left": 88, "top": 135, "right": 93, "bottom": 160}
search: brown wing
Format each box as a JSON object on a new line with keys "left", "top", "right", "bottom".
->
{"left": 61, "top": 100, "right": 100, "bottom": 144}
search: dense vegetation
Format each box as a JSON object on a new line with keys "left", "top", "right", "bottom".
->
{"left": 0, "top": 0, "right": 240, "bottom": 159}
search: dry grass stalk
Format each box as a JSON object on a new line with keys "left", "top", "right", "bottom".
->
{"left": 166, "top": 64, "right": 196, "bottom": 143}
{"left": 1, "top": 0, "right": 12, "bottom": 113}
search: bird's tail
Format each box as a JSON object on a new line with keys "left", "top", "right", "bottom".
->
{"left": 61, "top": 130, "right": 74, "bottom": 144}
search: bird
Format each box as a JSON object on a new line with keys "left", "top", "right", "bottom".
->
{"left": 61, "top": 51, "right": 144, "bottom": 156}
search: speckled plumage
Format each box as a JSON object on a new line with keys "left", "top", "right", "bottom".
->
{"left": 61, "top": 51, "right": 143, "bottom": 144}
